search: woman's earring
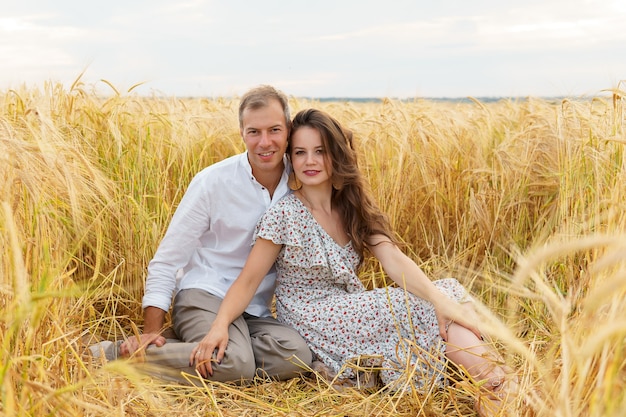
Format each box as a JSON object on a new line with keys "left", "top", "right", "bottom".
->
{"left": 332, "top": 177, "right": 343, "bottom": 191}
{"left": 288, "top": 172, "right": 302, "bottom": 190}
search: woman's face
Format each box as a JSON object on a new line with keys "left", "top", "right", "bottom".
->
{"left": 290, "top": 126, "right": 332, "bottom": 188}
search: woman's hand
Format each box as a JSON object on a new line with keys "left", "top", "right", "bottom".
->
{"left": 434, "top": 300, "right": 482, "bottom": 342}
{"left": 189, "top": 324, "right": 229, "bottom": 378}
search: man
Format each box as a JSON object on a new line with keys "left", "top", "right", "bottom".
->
{"left": 105, "top": 85, "right": 312, "bottom": 384}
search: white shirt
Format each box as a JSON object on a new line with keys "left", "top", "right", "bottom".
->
{"left": 142, "top": 152, "right": 290, "bottom": 317}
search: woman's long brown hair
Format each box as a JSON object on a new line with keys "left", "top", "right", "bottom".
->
{"left": 288, "top": 108, "right": 400, "bottom": 264}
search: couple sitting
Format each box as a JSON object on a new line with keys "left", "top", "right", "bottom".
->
{"left": 92, "top": 85, "right": 518, "bottom": 416}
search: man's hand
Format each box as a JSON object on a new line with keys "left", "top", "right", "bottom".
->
{"left": 120, "top": 306, "right": 168, "bottom": 357}
{"left": 119, "top": 333, "right": 167, "bottom": 357}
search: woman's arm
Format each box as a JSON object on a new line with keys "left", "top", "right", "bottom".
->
{"left": 190, "top": 238, "right": 282, "bottom": 377}
{"left": 366, "top": 234, "right": 481, "bottom": 340}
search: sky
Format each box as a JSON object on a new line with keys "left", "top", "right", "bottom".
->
{"left": 1, "top": 0, "right": 625, "bottom": 99}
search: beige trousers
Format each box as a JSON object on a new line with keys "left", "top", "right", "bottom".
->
{"left": 140, "top": 288, "right": 313, "bottom": 385}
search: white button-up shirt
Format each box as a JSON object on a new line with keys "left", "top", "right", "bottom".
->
{"left": 142, "top": 152, "right": 290, "bottom": 317}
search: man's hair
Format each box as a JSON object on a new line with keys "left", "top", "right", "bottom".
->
{"left": 238, "top": 85, "right": 290, "bottom": 129}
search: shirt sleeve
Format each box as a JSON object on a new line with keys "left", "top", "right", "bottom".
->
{"left": 142, "top": 172, "right": 212, "bottom": 311}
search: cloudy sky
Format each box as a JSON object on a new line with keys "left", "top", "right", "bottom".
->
{"left": 1, "top": 0, "right": 625, "bottom": 98}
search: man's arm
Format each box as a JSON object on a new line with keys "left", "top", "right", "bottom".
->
{"left": 122, "top": 173, "right": 212, "bottom": 356}
{"left": 142, "top": 305, "right": 167, "bottom": 334}
{"left": 119, "top": 306, "right": 167, "bottom": 356}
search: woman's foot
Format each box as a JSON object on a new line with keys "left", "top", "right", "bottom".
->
{"left": 474, "top": 369, "right": 519, "bottom": 416}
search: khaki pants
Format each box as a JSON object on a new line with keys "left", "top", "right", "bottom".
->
{"left": 140, "top": 288, "right": 312, "bottom": 385}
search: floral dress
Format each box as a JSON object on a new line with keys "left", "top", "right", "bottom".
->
{"left": 255, "top": 194, "right": 470, "bottom": 389}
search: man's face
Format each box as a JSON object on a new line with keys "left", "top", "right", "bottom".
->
{"left": 240, "top": 99, "right": 289, "bottom": 176}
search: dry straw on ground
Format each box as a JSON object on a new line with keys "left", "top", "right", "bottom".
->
{"left": 1, "top": 80, "right": 625, "bottom": 416}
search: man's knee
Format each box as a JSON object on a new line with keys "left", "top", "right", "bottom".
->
{"left": 212, "top": 350, "right": 256, "bottom": 382}
{"left": 255, "top": 333, "right": 313, "bottom": 380}
{"left": 289, "top": 337, "right": 313, "bottom": 368}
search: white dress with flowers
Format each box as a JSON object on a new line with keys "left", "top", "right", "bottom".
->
{"left": 255, "top": 194, "right": 470, "bottom": 389}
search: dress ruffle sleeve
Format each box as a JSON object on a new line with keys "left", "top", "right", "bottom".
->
{"left": 255, "top": 196, "right": 327, "bottom": 269}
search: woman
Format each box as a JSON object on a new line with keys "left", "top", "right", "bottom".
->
{"left": 192, "top": 109, "right": 517, "bottom": 415}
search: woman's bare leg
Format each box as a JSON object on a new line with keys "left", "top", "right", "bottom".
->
{"left": 445, "top": 320, "right": 518, "bottom": 416}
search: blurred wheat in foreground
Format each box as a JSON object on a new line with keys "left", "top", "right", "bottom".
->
{"left": 1, "top": 80, "right": 625, "bottom": 417}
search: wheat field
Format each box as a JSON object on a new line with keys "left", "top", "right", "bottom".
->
{"left": 1, "top": 80, "right": 625, "bottom": 416}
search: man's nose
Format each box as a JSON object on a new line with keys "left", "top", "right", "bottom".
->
{"left": 259, "top": 131, "right": 270, "bottom": 146}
